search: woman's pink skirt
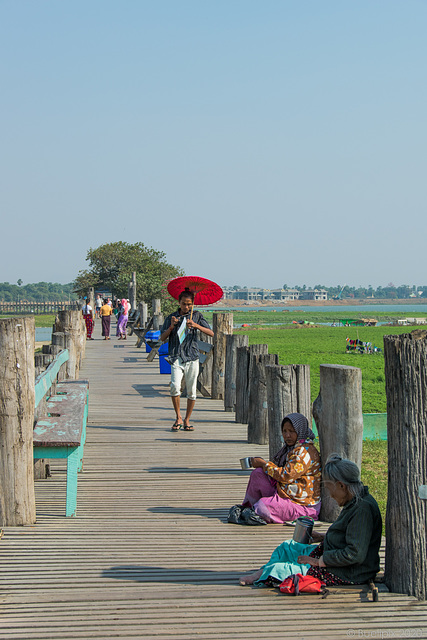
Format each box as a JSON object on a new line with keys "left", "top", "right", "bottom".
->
{"left": 242, "top": 467, "right": 320, "bottom": 524}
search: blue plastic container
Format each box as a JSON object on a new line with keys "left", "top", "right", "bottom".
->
{"left": 159, "top": 355, "right": 171, "bottom": 374}
{"left": 145, "top": 330, "right": 161, "bottom": 352}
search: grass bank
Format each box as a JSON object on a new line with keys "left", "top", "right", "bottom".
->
{"left": 234, "top": 322, "right": 420, "bottom": 413}
{"left": 0, "top": 314, "right": 56, "bottom": 327}
{"left": 361, "top": 439, "right": 387, "bottom": 532}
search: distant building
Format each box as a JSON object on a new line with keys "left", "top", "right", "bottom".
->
{"left": 298, "top": 289, "right": 328, "bottom": 301}
{"left": 222, "top": 288, "right": 327, "bottom": 301}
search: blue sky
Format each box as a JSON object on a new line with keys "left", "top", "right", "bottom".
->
{"left": 1, "top": 1, "right": 426, "bottom": 289}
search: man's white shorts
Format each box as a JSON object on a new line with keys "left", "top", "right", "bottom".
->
{"left": 170, "top": 358, "right": 199, "bottom": 401}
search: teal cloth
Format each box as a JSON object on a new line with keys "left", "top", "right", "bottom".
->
{"left": 255, "top": 538, "right": 317, "bottom": 586}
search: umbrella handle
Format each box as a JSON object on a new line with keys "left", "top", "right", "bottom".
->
{"left": 190, "top": 305, "right": 194, "bottom": 322}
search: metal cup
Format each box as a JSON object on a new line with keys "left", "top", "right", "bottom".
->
{"left": 240, "top": 457, "right": 252, "bottom": 470}
{"left": 292, "top": 517, "right": 314, "bottom": 544}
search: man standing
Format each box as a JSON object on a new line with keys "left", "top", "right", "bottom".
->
{"left": 160, "top": 289, "right": 214, "bottom": 432}
{"left": 95, "top": 294, "right": 102, "bottom": 318}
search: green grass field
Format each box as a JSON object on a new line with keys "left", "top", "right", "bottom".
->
{"left": 234, "top": 322, "right": 421, "bottom": 414}
{"left": 361, "top": 439, "right": 387, "bottom": 531}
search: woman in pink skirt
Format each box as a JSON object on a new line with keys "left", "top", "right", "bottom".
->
{"left": 117, "top": 298, "right": 129, "bottom": 339}
{"left": 228, "top": 413, "right": 321, "bottom": 525}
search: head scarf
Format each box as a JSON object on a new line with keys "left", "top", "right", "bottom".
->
{"left": 121, "top": 298, "right": 129, "bottom": 315}
{"left": 272, "top": 412, "right": 316, "bottom": 467}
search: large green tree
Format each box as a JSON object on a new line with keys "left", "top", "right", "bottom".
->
{"left": 73, "top": 242, "right": 184, "bottom": 312}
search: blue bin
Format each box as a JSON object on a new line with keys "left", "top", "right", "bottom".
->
{"left": 145, "top": 330, "right": 161, "bottom": 352}
{"left": 158, "top": 342, "right": 168, "bottom": 355}
{"left": 159, "top": 355, "right": 171, "bottom": 374}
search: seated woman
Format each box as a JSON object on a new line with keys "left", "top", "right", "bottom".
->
{"left": 240, "top": 454, "right": 382, "bottom": 587}
{"left": 229, "top": 412, "right": 321, "bottom": 525}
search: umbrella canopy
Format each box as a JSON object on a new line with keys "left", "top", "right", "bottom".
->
{"left": 167, "top": 276, "right": 223, "bottom": 306}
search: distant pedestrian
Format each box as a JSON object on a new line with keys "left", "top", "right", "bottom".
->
{"left": 95, "top": 294, "right": 102, "bottom": 318}
{"left": 100, "top": 298, "right": 113, "bottom": 340}
{"left": 117, "top": 298, "right": 129, "bottom": 339}
{"left": 82, "top": 300, "right": 94, "bottom": 340}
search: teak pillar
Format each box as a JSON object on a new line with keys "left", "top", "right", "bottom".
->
{"left": 384, "top": 330, "right": 427, "bottom": 600}
{"left": 247, "top": 353, "right": 279, "bottom": 444}
{"left": 266, "top": 364, "right": 311, "bottom": 460}
{"left": 211, "top": 313, "right": 233, "bottom": 400}
{"left": 0, "top": 317, "right": 36, "bottom": 526}
{"left": 224, "top": 334, "right": 249, "bottom": 412}
{"left": 313, "top": 364, "right": 363, "bottom": 522}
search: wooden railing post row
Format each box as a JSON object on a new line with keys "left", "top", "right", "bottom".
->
{"left": 313, "top": 364, "right": 363, "bottom": 522}
{"left": 224, "top": 334, "right": 249, "bottom": 412}
{"left": 211, "top": 313, "right": 233, "bottom": 400}
{"left": 265, "top": 364, "right": 311, "bottom": 460}
{"left": 383, "top": 330, "right": 427, "bottom": 600}
{"left": 0, "top": 317, "right": 37, "bottom": 526}
{"left": 248, "top": 352, "right": 279, "bottom": 444}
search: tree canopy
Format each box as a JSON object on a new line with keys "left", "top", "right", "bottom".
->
{"left": 0, "top": 281, "right": 75, "bottom": 302}
{"left": 73, "top": 242, "right": 184, "bottom": 310}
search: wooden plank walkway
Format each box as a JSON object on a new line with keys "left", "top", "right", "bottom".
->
{"left": 1, "top": 323, "right": 427, "bottom": 639}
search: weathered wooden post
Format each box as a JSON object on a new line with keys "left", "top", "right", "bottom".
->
{"left": 140, "top": 302, "right": 148, "bottom": 327}
{"left": 87, "top": 287, "right": 95, "bottom": 310}
{"left": 128, "top": 272, "right": 137, "bottom": 311}
{"left": 235, "top": 346, "right": 249, "bottom": 423}
{"left": 383, "top": 330, "right": 427, "bottom": 600}
{"left": 211, "top": 313, "right": 233, "bottom": 400}
{"left": 197, "top": 332, "right": 214, "bottom": 397}
{"left": 51, "top": 332, "right": 70, "bottom": 381}
{"left": 152, "top": 299, "right": 162, "bottom": 331}
{"left": 266, "top": 364, "right": 311, "bottom": 460}
{"left": 0, "top": 317, "right": 37, "bottom": 525}
{"left": 313, "top": 364, "right": 363, "bottom": 522}
{"left": 248, "top": 353, "right": 279, "bottom": 444}
{"left": 235, "top": 343, "right": 269, "bottom": 423}
{"left": 224, "top": 334, "right": 249, "bottom": 411}
{"left": 54, "top": 310, "right": 85, "bottom": 379}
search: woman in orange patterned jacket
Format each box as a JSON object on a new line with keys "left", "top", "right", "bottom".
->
{"left": 228, "top": 413, "right": 321, "bottom": 525}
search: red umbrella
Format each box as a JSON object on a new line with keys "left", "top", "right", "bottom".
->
{"left": 167, "top": 276, "right": 223, "bottom": 309}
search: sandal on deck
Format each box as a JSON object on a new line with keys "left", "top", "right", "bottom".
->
{"left": 171, "top": 423, "right": 183, "bottom": 431}
{"left": 183, "top": 425, "right": 194, "bottom": 431}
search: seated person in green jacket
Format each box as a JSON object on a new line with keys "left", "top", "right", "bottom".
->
{"left": 297, "top": 453, "right": 382, "bottom": 586}
{"left": 240, "top": 454, "right": 382, "bottom": 587}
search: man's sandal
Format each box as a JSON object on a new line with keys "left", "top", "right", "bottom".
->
{"left": 171, "top": 423, "right": 183, "bottom": 431}
{"left": 183, "top": 425, "right": 194, "bottom": 431}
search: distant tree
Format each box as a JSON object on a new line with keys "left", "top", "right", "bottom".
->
{"left": 73, "top": 242, "right": 184, "bottom": 313}
{"left": 17, "top": 279, "right": 23, "bottom": 287}
{"left": 396, "top": 285, "right": 411, "bottom": 299}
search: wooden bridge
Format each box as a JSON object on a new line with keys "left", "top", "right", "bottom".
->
{"left": 1, "top": 323, "right": 427, "bottom": 639}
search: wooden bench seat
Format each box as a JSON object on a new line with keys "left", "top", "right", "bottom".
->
{"left": 33, "top": 380, "right": 89, "bottom": 517}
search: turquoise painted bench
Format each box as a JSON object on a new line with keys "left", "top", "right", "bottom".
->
{"left": 33, "top": 380, "right": 89, "bottom": 517}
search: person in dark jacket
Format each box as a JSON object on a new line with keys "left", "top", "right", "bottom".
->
{"left": 160, "top": 289, "right": 213, "bottom": 432}
{"left": 297, "top": 453, "right": 382, "bottom": 585}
